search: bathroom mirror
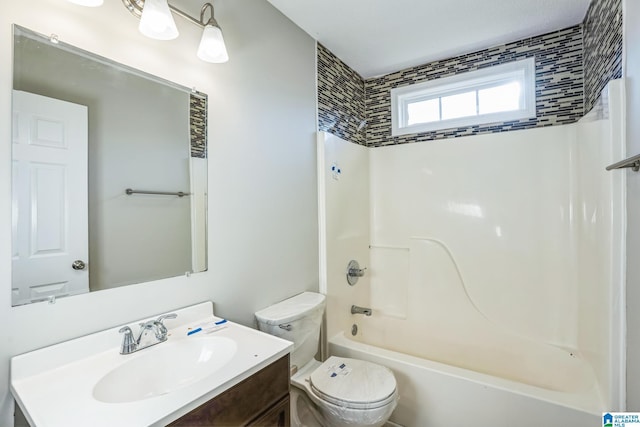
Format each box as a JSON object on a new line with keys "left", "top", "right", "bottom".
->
{"left": 11, "top": 25, "right": 208, "bottom": 306}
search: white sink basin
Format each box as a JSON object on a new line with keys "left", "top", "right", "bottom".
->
{"left": 93, "top": 336, "right": 237, "bottom": 403}
{"left": 11, "top": 302, "right": 292, "bottom": 427}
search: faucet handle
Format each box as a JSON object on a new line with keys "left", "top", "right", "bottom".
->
{"left": 156, "top": 313, "right": 177, "bottom": 324}
{"left": 346, "top": 260, "right": 366, "bottom": 285}
{"left": 155, "top": 313, "right": 177, "bottom": 340}
{"left": 118, "top": 326, "right": 137, "bottom": 354}
{"left": 349, "top": 266, "right": 367, "bottom": 277}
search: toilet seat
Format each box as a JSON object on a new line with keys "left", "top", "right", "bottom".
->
{"left": 308, "top": 356, "right": 397, "bottom": 410}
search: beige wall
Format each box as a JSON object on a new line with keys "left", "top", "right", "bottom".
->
{"left": 0, "top": 1, "right": 317, "bottom": 425}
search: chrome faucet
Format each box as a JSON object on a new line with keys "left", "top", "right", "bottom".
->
{"left": 118, "top": 313, "right": 177, "bottom": 355}
{"left": 351, "top": 305, "right": 372, "bottom": 316}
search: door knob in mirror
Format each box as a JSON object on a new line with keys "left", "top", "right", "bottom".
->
{"left": 72, "top": 260, "right": 87, "bottom": 270}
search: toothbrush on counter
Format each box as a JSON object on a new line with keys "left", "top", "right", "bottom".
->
{"left": 187, "top": 319, "right": 228, "bottom": 336}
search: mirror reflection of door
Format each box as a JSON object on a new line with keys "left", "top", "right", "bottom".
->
{"left": 11, "top": 90, "right": 89, "bottom": 305}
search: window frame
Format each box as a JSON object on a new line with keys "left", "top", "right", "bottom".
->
{"left": 390, "top": 58, "right": 536, "bottom": 136}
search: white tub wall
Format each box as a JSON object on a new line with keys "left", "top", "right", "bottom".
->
{"left": 574, "top": 80, "right": 627, "bottom": 410}
{"left": 368, "top": 245, "right": 410, "bottom": 319}
{"left": 574, "top": 117, "right": 614, "bottom": 406}
{"left": 608, "top": 80, "right": 627, "bottom": 412}
{"left": 369, "top": 126, "right": 579, "bottom": 349}
{"left": 317, "top": 132, "right": 371, "bottom": 342}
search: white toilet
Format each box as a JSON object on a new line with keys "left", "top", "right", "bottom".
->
{"left": 255, "top": 292, "right": 398, "bottom": 427}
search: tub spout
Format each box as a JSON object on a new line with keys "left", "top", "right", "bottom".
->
{"left": 351, "top": 305, "right": 372, "bottom": 316}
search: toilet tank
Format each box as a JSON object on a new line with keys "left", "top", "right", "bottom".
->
{"left": 255, "top": 292, "right": 326, "bottom": 370}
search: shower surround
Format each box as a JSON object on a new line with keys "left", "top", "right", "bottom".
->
{"left": 317, "top": 81, "right": 626, "bottom": 426}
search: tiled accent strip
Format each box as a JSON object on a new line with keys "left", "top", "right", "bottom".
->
{"left": 317, "top": 43, "right": 366, "bottom": 145}
{"left": 190, "top": 93, "right": 207, "bottom": 158}
{"left": 365, "top": 25, "right": 584, "bottom": 147}
{"left": 583, "top": 0, "right": 623, "bottom": 113}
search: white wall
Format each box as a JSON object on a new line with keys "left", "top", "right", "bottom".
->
{"left": 0, "top": 1, "right": 318, "bottom": 425}
{"left": 623, "top": 0, "right": 640, "bottom": 411}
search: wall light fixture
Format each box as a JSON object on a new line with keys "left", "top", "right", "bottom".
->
{"left": 66, "top": 0, "right": 229, "bottom": 63}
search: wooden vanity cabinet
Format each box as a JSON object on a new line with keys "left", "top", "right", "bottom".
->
{"left": 168, "top": 354, "right": 290, "bottom": 427}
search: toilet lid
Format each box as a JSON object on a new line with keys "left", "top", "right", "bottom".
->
{"left": 309, "top": 356, "right": 397, "bottom": 410}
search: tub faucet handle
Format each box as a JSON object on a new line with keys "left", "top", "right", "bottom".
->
{"left": 349, "top": 266, "right": 367, "bottom": 277}
{"left": 346, "top": 260, "right": 366, "bottom": 285}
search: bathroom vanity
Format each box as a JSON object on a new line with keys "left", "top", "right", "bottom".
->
{"left": 169, "top": 354, "right": 290, "bottom": 426}
{"left": 10, "top": 302, "right": 292, "bottom": 426}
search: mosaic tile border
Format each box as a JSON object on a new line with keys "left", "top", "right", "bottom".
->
{"left": 317, "top": 0, "right": 624, "bottom": 147}
{"left": 190, "top": 93, "right": 207, "bottom": 159}
{"left": 583, "top": 0, "right": 623, "bottom": 113}
{"left": 317, "top": 43, "right": 366, "bottom": 146}
{"left": 364, "top": 25, "right": 584, "bottom": 147}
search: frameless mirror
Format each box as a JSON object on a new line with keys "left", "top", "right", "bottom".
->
{"left": 11, "top": 25, "right": 208, "bottom": 306}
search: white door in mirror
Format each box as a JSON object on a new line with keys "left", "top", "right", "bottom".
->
{"left": 12, "top": 90, "right": 89, "bottom": 305}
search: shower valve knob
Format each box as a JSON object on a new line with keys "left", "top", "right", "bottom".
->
{"left": 346, "top": 260, "right": 366, "bottom": 285}
{"left": 348, "top": 267, "right": 367, "bottom": 277}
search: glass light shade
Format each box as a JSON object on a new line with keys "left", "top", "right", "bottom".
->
{"left": 67, "top": 0, "right": 103, "bottom": 6}
{"left": 197, "top": 25, "right": 229, "bottom": 63}
{"left": 139, "top": 0, "right": 179, "bottom": 41}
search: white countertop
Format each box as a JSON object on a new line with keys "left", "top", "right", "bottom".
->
{"left": 10, "top": 302, "right": 293, "bottom": 427}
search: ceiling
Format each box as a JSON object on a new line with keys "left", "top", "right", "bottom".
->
{"left": 266, "top": 0, "right": 592, "bottom": 79}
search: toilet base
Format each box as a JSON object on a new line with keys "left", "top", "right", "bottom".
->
{"left": 289, "top": 359, "right": 397, "bottom": 427}
{"left": 290, "top": 387, "right": 325, "bottom": 427}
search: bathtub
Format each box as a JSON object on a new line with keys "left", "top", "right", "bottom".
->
{"left": 329, "top": 330, "right": 601, "bottom": 427}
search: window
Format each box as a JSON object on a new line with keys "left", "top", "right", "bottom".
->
{"left": 391, "top": 58, "right": 536, "bottom": 136}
